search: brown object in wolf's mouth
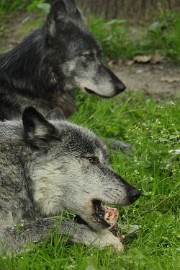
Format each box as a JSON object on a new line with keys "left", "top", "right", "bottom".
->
{"left": 100, "top": 204, "right": 125, "bottom": 241}
{"left": 102, "top": 204, "right": 119, "bottom": 227}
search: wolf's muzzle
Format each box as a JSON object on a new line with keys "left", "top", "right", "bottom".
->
{"left": 105, "top": 65, "right": 126, "bottom": 94}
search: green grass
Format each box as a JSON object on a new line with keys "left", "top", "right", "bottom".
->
{"left": 0, "top": 91, "right": 179, "bottom": 269}
{"left": 0, "top": 0, "right": 29, "bottom": 18}
{"left": 88, "top": 17, "right": 139, "bottom": 60}
{"left": 0, "top": 0, "right": 48, "bottom": 20}
{"left": 139, "top": 10, "right": 180, "bottom": 61}
{"left": 88, "top": 10, "right": 180, "bottom": 61}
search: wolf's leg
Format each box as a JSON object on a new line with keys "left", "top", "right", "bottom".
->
{"left": 69, "top": 222, "right": 124, "bottom": 251}
{"left": 0, "top": 217, "right": 123, "bottom": 255}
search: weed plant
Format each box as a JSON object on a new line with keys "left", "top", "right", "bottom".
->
{"left": 139, "top": 10, "right": 180, "bottom": 61}
{"left": 88, "top": 10, "right": 180, "bottom": 61}
{"left": 0, "top": 0, "right": 30, "bottom": 18}
{"left": 0, "top": 0, "right": 47, "bottom": 19}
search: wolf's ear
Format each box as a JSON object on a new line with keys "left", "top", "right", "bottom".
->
{"left": 46, "top": 0, "right": 68, "bottom": 38}
{"left": 64, "top": 0, "right": 77, "bottom": 14}
{"left": 46, "top": 107, "right": 66, "bottom": 120}
{"left": 46, "top": 0, "right": 84, "bottom": 40}
{"left": 64, "top": 0, "right": 84, "bottom": 23}
{"left": 22, "top": 107, "right": 59, "bottom": 148}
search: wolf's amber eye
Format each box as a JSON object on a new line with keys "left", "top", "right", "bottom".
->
{"left": 83, "top": 53, "right": 94, "bottom": 60}
{"left": 88, "top": 157, "right": 98, "bottom": 164}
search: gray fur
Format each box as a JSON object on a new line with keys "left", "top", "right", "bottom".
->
{"left": 0, "top": 107, "right": 140, "bottom": 254}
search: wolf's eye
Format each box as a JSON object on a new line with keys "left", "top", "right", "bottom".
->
{"left": 83, "top": 53, "right": 94, "bottom": 60}
{"left": 87, "top": 157, "right": 98, "bottom": 164}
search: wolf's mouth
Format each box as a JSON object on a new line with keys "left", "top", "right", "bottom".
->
{"left": 84, "top": 87, "right": 113, "bottom": 99}
{"left": 84, "top": 87, "right": 94, "bottom": 95}
{"left": 92, "top": 200, "right": 119, "bottom": 228}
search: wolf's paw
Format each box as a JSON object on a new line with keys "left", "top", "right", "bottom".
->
{"left": 95, "top": 230, "right": 124, "bottom": 251}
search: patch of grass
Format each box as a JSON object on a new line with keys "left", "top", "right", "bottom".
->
{"left": 88, "top": 10, "right": 180, "bottom": 61}
{"left": 139, "top": 10, "right": 180, "bottom": 61}
{"left": 0, "top": 91, "right": 179, "bottom": 269}
{"left": 0, "top": 0, "right": 48, "bottom": 21}
{"left": 0, "top": 0, "right": 29, "bottom": 18}
{"left": 88, "top": 17, "right": 139, "bottom": 60}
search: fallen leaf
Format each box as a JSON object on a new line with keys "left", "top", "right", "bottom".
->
{"left": 108, "top": 60, "right": 114, "bottom": 68}
{"left": 160, "top": 77, "right": 180, "bottom": 83}
{"left": 150, "top": 53, "right": 163, "bottom": 64}
{"left": 136, "top": 69, "right": 144, "bottom": 74}
{"left": 132, "top": 54, "right": 163, "bottom": 64}
{"left": 124, "top": 59, "right": 134, "bottom": 66}
{"left": 133, "top": 55, "right": 151, "bottom": 63}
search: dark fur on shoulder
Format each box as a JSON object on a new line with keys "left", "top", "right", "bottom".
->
{"left": 0, "top": 0, "right": 125, "bottom": 121}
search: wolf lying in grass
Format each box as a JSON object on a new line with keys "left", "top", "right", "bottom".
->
{"left": 0, "top": 107, "right": 140, "bottom": 254}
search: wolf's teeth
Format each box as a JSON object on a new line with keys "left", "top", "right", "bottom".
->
{"left": 107, "top": 214, "right": 114, "bottom": 221}
{"left": 104, "top": 212, "right": 109, "bottom": 220}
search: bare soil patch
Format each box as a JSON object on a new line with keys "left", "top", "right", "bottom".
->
{"left": 113, "top": 63, "right": 180, "bottom": 99}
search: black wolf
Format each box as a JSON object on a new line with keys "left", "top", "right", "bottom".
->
{"left": 0, "top": 0, "right": 125, "bottom": 121}
{"left": 0, "top": 107, "right": 140, "bottom": 254}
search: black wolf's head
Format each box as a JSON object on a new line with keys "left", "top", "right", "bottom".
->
{"left": 43, "top": 0, "right": 126, "bottom": 97}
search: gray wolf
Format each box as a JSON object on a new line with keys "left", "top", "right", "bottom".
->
{"left": 0, "top": 107, "right": 140, "bottom": 254}
{"left": 0, "top": 0, "right": 125, "bottom": 121}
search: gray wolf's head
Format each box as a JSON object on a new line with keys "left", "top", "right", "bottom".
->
{"left": 23, "top": 107, "right": 140, "bottom": 232}
{"left": 44, "top": 0, "right": 126, "bottom": 97}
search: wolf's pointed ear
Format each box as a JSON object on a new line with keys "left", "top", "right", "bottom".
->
{"left": 46, "top": 0, "right": 67, "bottom": 38}
{"left": 46, "top": 107, "right": 66, "bottom": 120}
{"left": 65, "top": 0, "right": 77, "bottom": 13}
{"left": 22, "top": 107, "right": 59, "bottom": 148}
{"left": 64, "top": 0, "right": 83, "bottom": 23}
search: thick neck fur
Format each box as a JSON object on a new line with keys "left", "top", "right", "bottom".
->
{"left": 0, "top": 121, "right": 33, "bottom": 187}
{"left": 0, "top": 121, "right": 41, "bottom": 220}
{"left": 0, "top": 27, "right": 64, "bottom": 97}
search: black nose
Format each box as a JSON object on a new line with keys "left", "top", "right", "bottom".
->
{"left": 104, "top": 65, "right": 126, "bottom": 94}
{"left": 115, "top": 81, "right": 126, "bottom": 93}
{"left": 128, "top": 187, "right": 141, "bottom": 203}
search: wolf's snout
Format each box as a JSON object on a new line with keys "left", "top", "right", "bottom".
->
{"left": 128, "top": 187, "right": 141, "bottom": 203}
{"left": 104, "top": 65, "right": 126, "bottom": 95}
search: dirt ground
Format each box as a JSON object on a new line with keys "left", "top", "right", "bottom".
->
{"left": 0, "top": 12, "right": 180, "bottom": 99}
{"left": 114, "top": 63, "right": 180, "bottom": 99}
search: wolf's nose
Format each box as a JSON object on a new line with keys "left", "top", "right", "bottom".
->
{"left": 115, "top": 81, "right": 126, "bottom": 93}
{"left": 128, "top": 187, "right": 141, "bottom": 203}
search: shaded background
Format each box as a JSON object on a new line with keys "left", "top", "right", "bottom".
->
{"left": 47, "top": 0, "right": 180, "bottom": 22}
